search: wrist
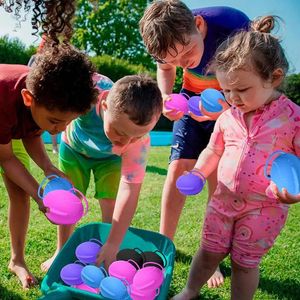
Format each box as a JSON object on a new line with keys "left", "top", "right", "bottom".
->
{"left": 190, "top": 168, "right": 206, "bottom": 181}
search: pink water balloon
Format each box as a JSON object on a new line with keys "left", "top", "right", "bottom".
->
{"left": 43, "top": 188, "right": 88, "bottom": 225}
{"left": 164, "top": 94, "right": 188, "bottom": 114}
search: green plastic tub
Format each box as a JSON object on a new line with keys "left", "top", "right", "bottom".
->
{"left": 40, "top": 222, "right": 175, "bottom": 300}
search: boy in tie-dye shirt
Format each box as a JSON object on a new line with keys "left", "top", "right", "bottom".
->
{"left": 42, "top": 74, "right": 162, "bottom": 271}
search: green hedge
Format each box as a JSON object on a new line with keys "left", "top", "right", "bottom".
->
{"left": 0, "top": 35, "right": 35, "bottom": 65}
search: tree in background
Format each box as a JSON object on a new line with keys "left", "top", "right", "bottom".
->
{"left": 72, "top": 0, "right": 155, "bottom": 70}
{"left": 0, "top": 35, "right": 35, "bottom": 64}
{"left": 284, "top": 73, "right": 300, "bottom": 105}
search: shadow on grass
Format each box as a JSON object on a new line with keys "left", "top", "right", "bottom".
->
{"left": 0, "top": 284, "right": 23, "bottom": 300}
{"left": 173, "top": 253, "right": 300, "bottom": 300}
{"left": 146, "top": 165, "right": 168, "bottom": 176}
{"left": 258, "top": 276, "right": 300, "bottom": 300}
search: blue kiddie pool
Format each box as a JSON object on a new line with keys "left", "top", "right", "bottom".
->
{"left": 42, "top": 131, "right": 172, "bottom": 146}
{"left": 40, "top": 222, "right": 175, "bottom": 300}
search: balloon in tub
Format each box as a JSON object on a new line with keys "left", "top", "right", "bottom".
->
{"left": 60, "top": 262, "right": 84, "bottom": 286}
{"left": 176, "top": 170, "right": 206, "bottom": 195}
{"left": 75, "top": 239, "right": 102, "bottom": 264}
{"left": 264, "top": 150, "right": 300, "bottom": 196}
{"left": 200, "top": 88, "right": 228, "bottom": 113}
{"left": 164, "top": 93, "right": 188, "bottom": 114}
{"left": 81, "top": 265, "right": 106, "bottom": 288}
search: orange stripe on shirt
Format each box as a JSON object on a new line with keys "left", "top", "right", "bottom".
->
{"left": 183, "top": 69, "right": 221, "bottom": 93}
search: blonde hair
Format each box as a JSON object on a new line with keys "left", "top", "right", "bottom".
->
{"left": 210, "top": 16, "right": 289, "bottom": 81}
{"left": 139, "top": 0, "right": 197, "bottom": 59}
{"left": 107, "top": 75, "right": 162, "bottom": 126}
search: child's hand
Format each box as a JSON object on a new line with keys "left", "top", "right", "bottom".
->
{"left": 35, "top": 198, "right": 48, "bottom": 214}
{"left": 163, "top": 95, "right": 185, "bottom": 121}
{"left": 43, "top": 164, "right": 68, "bottom": 180}
{"left": 95, "top": 242, "right": 119, "bottom": 270}
{"left": 189, "top": 111, "right": 214, "bottom": 122}
{"left": 199, "top": 98, "right": 230, "bottom": 121}
{"left": 266, "top": 181, "right": 300, "bottom": 204}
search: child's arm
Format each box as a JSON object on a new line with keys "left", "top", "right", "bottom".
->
{"left": 0, "top": 142, "right": 46, "bottom": 212}
{"left": 157, "top": 63, "right": 185, "bottom": 121}
{"left": 193, "top": 146, "right": 223, "bottom": 179}
{"left": 22, "top": 136, "right": 65, "bottom": 177}
{"left": 96, "top": 181, "right": 141, "bottom": 269}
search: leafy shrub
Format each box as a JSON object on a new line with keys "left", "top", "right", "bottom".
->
{"left": 0, "top": 35, "right": 35, "bottom": 65}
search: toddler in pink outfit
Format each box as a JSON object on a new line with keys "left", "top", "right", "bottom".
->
{"left": 173, "top": 16, "right": 300, "bottom": 300}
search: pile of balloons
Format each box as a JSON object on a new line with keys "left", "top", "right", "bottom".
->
{"left": 164, "top": 88, "right": 228, "bottom": 117}
{"left": 60, "top": 241, "right": 167, "bottom": 300}
{"left": 38, "top": 175, "right": 88, "bottom": 225}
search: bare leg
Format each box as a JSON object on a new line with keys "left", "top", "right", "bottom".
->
{"left": 3, "top": 174, "right": 37, "bottom": 289}
{"left": 231, "top": 260, "right": 259, "bottom": 300}
{"left": 51, "top": 134, "right": 58, "bottom": 154}
{"left": 205, "top": 169, "right": 224, "bottom": 288}
{"left": 172, "top": 249, "right": 227, "bottom": 300}
{"left": 160, "top": 161, "right": 224, "bottom": 287}
{"left": 160, "top": 158, "right": 196, "bottom": 240}
{"left": 99, "top": 198, "right": 116, "bottom": 223}
{"left": 41, "top": 224, "right": 74, "bottom": 272}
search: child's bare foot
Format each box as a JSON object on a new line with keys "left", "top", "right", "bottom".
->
{"left": 171, "top": 287, "right": 199, "bottom": 300}
{"left": 207, "top": 266, "right": 224, "bottom": 288}
{"left": 40, "top": 250, "right": 59, "bottom": 272}
{"left": 8, "top": 260, "right": 37, "bottom": 289}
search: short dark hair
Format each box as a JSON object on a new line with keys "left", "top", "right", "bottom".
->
{"left": 26, "top": 44, "right": 98, "bottom": 113}
{"left": 108, "top": 74, "right": 162, "bottom": 126}
{"left": 140, "top": 0, "right": 197, "bottom": 59}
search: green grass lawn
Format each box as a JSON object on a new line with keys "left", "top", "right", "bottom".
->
{"left": 0, "top": 145, "right": 300, "bottom": 299}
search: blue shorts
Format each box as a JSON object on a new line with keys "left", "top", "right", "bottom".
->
{"left": 169, "top": 89, "right": 215, "bottom": 162}
{"left": 169, "top": 115, "right": 215, "bottom": 162}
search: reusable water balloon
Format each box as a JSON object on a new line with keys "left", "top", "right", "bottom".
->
{"left": 188, "top": 96, "right": 202, "bottom": 116}
{"left": 81, "top": 265, "right": 106, "bottom": 288}
{"left": 176, "top": 170, "right": 206, "bottom": 195}
{"left": 142, "top": 250, "right": 166, "bottom": 269}
{"left": 100, "top": 276, "right": 131, "bottom": 299}
{"left": 108, "top": 260, "right": 138, "bottom": 284}
{"left": 264, "top": 150, "right": 300, "bottom": 195}
{"left": 201, "top": 88, "right": 226, "bottom": 113}
{"left": 73, "top": 283, "right": 99, "bottom": 294}
{"left": 164, "top": 93, "right": 188, "bottom": 114}
{"left": 38, "top": 174, "right": 73, "bottom": 198}
{"left": 75, "top": 239, "right": 103, "bottom": 264}
{"left": 130, "top": 284, "right": 159, "bottom": 300}
{"left": 116, "top": 248, "right": 144, "bottom": 269}
{"left": 43, "top": 188, "right": 88, "bottom": 225}
{"left": 132, "top": 264, "right": 164, "bottom": 292}
{"left": 60, "top": 262, "right": 84, "bottom": 286}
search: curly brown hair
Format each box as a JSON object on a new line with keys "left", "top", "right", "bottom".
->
{"left": 0, "top": 0, "right": 76, "bottom": 44}
{"left": 26, "top": 44, "right": 98, "bottom": 113}
{"left": 108, "top": 74, "right": 162, "bottom": 126}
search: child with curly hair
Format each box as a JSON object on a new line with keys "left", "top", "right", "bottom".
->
{"left": 0, "top": 44, "right": 98, "bottom": 288}
{"left": 173, "top": 16, "right": 299, "bottom": 299}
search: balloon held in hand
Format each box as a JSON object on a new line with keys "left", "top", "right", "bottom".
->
{"left": 264, "top": 150, "right": 300, "bottom": 196}
{"left": 176, "top": 170, "right": 206, "bottom": 195}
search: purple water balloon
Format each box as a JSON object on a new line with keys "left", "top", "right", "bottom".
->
{"left": 60, "top": 262, "right": 84, "bottom": 286}
{"left": 188, "top": 96, "right": 202, "bottom": 116}
{"left": 176, "top": 170, "right": 206, "bottom": 195}
{"left": 75, "top": 239, "right": 102, "bottom": 264}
